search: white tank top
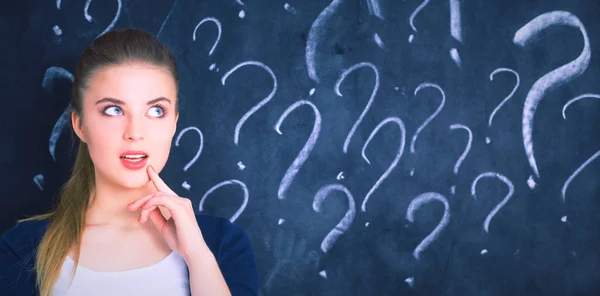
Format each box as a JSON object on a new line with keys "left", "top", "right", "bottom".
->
{"left": 52, "top": 250, "right": 190, "bottom": 296}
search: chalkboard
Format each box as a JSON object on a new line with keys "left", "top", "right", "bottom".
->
{"left": 1, "top": 0, "right": 600, "bottom": 295}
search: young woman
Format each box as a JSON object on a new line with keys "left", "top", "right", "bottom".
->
{"left": 0, "top": 28, "right": 258, "bottom": 296}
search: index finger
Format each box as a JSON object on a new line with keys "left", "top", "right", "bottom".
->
{"left": 147, "top": 165, "right": 176, "bottom": 195}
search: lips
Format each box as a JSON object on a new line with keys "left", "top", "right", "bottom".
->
{"left": 119, "top": 150, "right": 149, "bottom": 170}
{"left": 120, "top": 150, "right": 149, "bottom": 159}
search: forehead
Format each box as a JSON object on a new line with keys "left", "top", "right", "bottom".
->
{"left": 85, "top": 63, "right": 176, "bottom": 104}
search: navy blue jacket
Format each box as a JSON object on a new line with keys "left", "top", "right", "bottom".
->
{"left": 0, "top": 214, "right": 258, "bottom": 295}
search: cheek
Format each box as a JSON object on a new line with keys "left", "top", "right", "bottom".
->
{"left": 84, "top": 126, "right": 120, "bottom": 162}
{"left": 146, "top": 123, "right": 175, "bottom": 152}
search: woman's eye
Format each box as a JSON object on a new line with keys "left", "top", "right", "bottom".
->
{"left": 149, "top": 106, "right": 165, "bottom": 117}
{"left": 104, "top": 106, "right": 123, "bottom": 116}
{"left": 103, "top": 105, "right": 166, "bottom": 117}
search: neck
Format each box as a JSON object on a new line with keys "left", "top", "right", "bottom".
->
{"left": 85, "top": 174, "right": 158, "bottom": 229}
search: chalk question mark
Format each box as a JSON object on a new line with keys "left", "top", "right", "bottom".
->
{"left": 486, "top": 68, "right": 520, "bottom": 144}
{"left": 174, "top": 126, "right": 203, "bottom": 190}
{"left": 42, "top": 66, "right": 74, "bottom": 162}
{"left": 334, "top": 62, "right": 380, "bottom": 154}
{"left": 306, "top": 0, "right": 383, "bottom": 81}
{"left": 274, "top": 100, "right": 322, "bottom": 200}
{"left": 54, "top": 0, "right": 121, "bottom": 41}
{"left": 360, "top": 117, "right": 406, "bottom": 213}
{"left": 409, "top": 83, "right": 446, "bottom": 175}
{"left": 406, "top": 192, "right": 450, "bottom": 260}
{"left": 193, "top": 17, "right": 222, "bottom": 71}
{"left": 199, "top": 179, "right": 249, "bottom": 223}
{"left": 408, "top": 0, "right": 462, "bottom": 43}
{"left": 471, "top": 172, "right": 515, "bottom": 234}
{"left": 306, "top": 0, "right": 343, "bottom": 83}
{"left": 448, "top": 124, "right": 472, "bottom": 195}
{"left": 313, "top": 184, "right": 356, "bottom": 253}
{"left": 560, "top": 94, "right": 600, "bottom": 222}
{"left": 513, "top": 10, "right": 591, "bottom": 188}
{"left": 408, "top": 0, "right": 430, "bottom": 43}
{"left": 408, "top": 0, "right": 462, "bottom": 67}
{"left": 35, "top": 66, "right": 74, "bottom": 190}
{"left": 221, "top": 61, "right": 278, "bottom": 146}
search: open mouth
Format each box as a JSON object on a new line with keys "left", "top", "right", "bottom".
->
{"left": 120, "top": 155, "right": 148, "bottom": 162}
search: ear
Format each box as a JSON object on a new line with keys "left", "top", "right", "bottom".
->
{"left": 71, "top": 111, "right": 87, "bottom": 143}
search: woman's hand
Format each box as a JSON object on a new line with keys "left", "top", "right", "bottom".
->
{"left": 127, "top": 165, "right": 209, "bottom": 261}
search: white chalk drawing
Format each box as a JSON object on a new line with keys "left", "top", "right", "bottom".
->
{"left": 52, "top": 25, "right": 62, "bottom": 36}
{"left": 263, "top": 228, "right": 320, "bottom": 292}
{"left": 449, "top": 0, "right": 462, "bottom": 66}
{"left": 174, "top": 126, "right": 204, "bottom": 172}
{"left": 561, "top": 94, "right": 600, "bottom": 203}
{"left": 56, "top": 0, "right": 120, "bottom": 38}
{"left": 449, "top": 124, "right": 472, "bottom": 175}
{"left": 84, "top": 0, "right": 93, "bottom": 22}
{"left": 450, "top": 48, "right": 461, "bottom": 68}
{"left": 449, "top": 0, "right": 462, "bottom": 43}
{"left": 284, "top": 3, "right": 298, "bottom": 15}
{"left": 235, "top": 0, "right": 246, "bottom": 18}
{"left": 306, "top": 0, "right": 384, "bottom": 81}
{"left": 487, "top": 68, "right": 520, "bottom": 144}
{"left": 471, "top": 172, "right": 515, "bottom": 233}
{"left": 408, "top": 0, "right": 462, "bottom": 63}
{"left": 360, "top": 117, "right": 406, "bottom": 213}
{"left": 181, "top": 181, "right": 191, "bottom": 190}
{"left": 42, "top": 67, "right": 74, "bottom": 162}
{"left": 274, "top": 100, "right": 322, "bottom": 200}
{"left": 366, "top": 0, "right": 384, "bottom": 19}
{"left": 408, "top": 0, "right": 430, "bottom": 43}
{"left": 405, "top": 276, "right": 415, "bottom": 288}
{"left": 373, "top": 33, "right": 385, "bottom": 49}
{"left": 87, "top": 0, "right": 122, "bottom": 38}
{"left": 199, "top": 179, "right": 249, "bottom": 223}
{"left": 406, "top": 192, "right": 450, "bottom": 260}
{"left": 33, "top": 174, "right": 44, "bottom": 191}
{"left": 513, "top": 11, "right": 591, "bottom": 184}
{"left": 306, "top": 0, "right": 343, "bottom": 83}
{"left": 562, "top": 94, "right": 600, "bottom": 120}
{"left": 561, "top": 150, "right": 600, "bottom": 204}
{"left": 334, "top": 62, "right": 380, "bottom": 154}
{"left": 313, "top": 184, "right": 356, "bottom": 253}
{"left": 193, "top": 17, "right": 222, "bottom": 56}
{"left": 221, "top": 61, "right": 278, "bottom": 146}
{"left": 157, "top": 0, "right": 178, "bottom": 38}
{"left": 410, "top": 83, "right": 446, "bottom": 154}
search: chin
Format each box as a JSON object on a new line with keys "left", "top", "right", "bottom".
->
{"left": 117, "top": 176, "right": 150, "bottom": 190}
{"left": 114, "top": 166, "right": 151, "bottom": 188}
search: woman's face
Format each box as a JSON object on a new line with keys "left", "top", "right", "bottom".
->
{"left": 72, "top": 62, "right": 179, "bottom": 189}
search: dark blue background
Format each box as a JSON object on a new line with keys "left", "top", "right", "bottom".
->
{"left": 1, "top": 0, "right": 599, "bottom": 295}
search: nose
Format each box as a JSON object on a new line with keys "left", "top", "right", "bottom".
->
{"left": 123, "top": 115, "right": 145, "bottom": 141}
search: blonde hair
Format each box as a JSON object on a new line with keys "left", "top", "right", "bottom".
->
{"left": 17, "top": 28, "right": 179, "bottom": 296}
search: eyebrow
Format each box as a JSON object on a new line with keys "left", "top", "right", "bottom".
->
{"left": 95, "top": 97, "right": 172, "bottom": 105}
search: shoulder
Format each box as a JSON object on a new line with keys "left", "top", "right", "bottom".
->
{"left": 194, "top": 214, "right": 259, "bottom": 295}
{"left": 0, "top": 218, "right": 50, "bottom": 260}
{"left": 194, "top": 214, "right": 255, "bottom": 262}
{"left": 0, "top": 218, "right": 50, "bottom": 296}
